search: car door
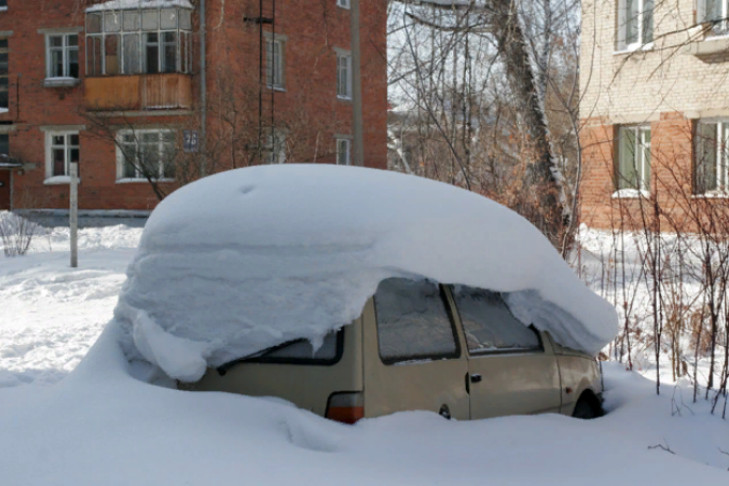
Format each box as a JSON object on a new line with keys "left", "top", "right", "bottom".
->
{"left": 362, "top": 278, "right": 470, "bottom": 420}
{"left": 448, "top": 285, "right": 561, "bottom": 419}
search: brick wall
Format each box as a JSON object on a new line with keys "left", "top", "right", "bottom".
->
{"left": 0, "top": 0, "right": 387, "bottom": 211}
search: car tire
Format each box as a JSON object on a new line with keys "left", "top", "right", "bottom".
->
{"left": 572, "top": 397, "right": 599, "bottom": 419}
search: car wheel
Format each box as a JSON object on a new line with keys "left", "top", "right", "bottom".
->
{"left": 572, "top": 397, "right": 598, "bottom": 419}
{"left": 439, "top": 404, "right": 451, "bottom": 420}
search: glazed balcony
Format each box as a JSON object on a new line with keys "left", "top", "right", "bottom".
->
{"left": 84, "top": 73, "right": 192, "bottom": 112}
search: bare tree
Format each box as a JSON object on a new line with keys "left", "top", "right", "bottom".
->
{"left": 388, "top": 0, "right": 580, "bottom": 252}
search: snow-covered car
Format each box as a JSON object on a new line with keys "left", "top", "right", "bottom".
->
{"left": 115, "top": 165, "right": 617, "bottom": 423}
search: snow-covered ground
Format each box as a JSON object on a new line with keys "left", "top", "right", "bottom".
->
{"left": 1, "top": 218, "right": 728, "bottom": 484}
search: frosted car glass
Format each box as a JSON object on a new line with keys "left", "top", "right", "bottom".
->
{"left": 375, "top": 278, "right": 458, "bottom": 363}
{"left": 453, "top": 286, "right": 540, "bottom": 353}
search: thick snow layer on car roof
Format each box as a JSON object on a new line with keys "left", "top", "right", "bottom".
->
{"left": 115, "top": 165, "right": 617, "bottom": 381}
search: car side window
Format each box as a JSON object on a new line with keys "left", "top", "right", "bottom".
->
{"left": 259, "top": 330, "right": 342, "bottom": 362}
{"left": 219, "top": 330, "right": 344, "bottom": 371}
{"left": 452, "top": 285, "right": 542, "bottom": 354}
{"left": 374, "top": 277, "right": 460, "bottom": 364}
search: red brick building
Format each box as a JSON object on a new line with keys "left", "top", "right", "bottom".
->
{"left": 0, "top": 0, "right": 387, "bottom": 212}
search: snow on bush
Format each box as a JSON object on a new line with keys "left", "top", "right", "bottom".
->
{"left": 115, "top": 165, "right": 618, "bottom": 381}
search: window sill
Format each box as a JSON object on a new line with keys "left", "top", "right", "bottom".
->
{"left": 613, "top": 42, "right": 654, "bottom": 56}
{"left": 44, "top": 176, "right": 79, "bottom": 185}
{"left": 116, "top": 178, "right": 174, "bottom": 184}
{"left": 692, "top": 192, "right": 729, "bottom": 199}
{"left": 337, "top": 95, "right": 352, "bottom": 102}
{"left": 611, "top": 188, "right": 650, "bottom": 199}
{"left": 0, "top": 7, "right": 7, "bottom": 12}
{"left": 266, "top": 85, "right": 286, "bottom": 92}
{"left": 44, "top": 78, "right": 80, "bottom": 88}
{"left": 683, "top": 35, "right": 729, "bottom": 58}
{"left": 0, "top": 107, "right": 8, "bottom": 114}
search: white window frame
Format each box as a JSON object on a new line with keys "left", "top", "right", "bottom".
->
{"left": 85, "top": 7, "right": 193, "bottom": 76}
{"left": 45, "top": 33, "right": 79, "bottom": 80}
{"left": 335, "top": 49, "right": 352, "bottom": 99}
{"left": 264, "top": 34, "right": 285, "bottom": 90}
{"left": 44, "top": 130, "right": 80, "bottom": 184}
{"left": 264, "top": 129, "right": 286, "bottom": 164}
{"left": 695, "top": 120, "right": 729, "bottom": 195}
{"left": 615, "top": 126, "right": 651, "bottom": 196}
{"left": 336, "top": 0, "right": 351, "bottom": 9}
{"left": 616, "top": 0, "right": 654, "bottom": 51}
{"left": 116, "top": 128, "right": 175, "bottom": 181}
{"left": 336, "top": 137, "right": 351, "bottom": 165}
{"left": 698, "top": 0, "right": 729, "bottom": 36}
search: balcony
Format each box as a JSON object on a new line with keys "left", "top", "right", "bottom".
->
{"left": 84, "top": 73, "right": 192, "bottom": 112}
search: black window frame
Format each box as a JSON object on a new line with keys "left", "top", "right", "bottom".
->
{"left": 374, "top": 278, "right": 462, "bottom": 366}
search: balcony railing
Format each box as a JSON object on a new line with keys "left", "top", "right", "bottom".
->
{"left": 84, "top": 73, "right": 192, "bottom": 111}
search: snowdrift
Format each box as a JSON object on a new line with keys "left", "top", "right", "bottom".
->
{"left": 115, "top": 165, "right": 618, "bottom": 381}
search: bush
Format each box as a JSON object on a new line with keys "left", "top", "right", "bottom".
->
{"left": 0, "top": 211, "right": 40, "bottom": 257}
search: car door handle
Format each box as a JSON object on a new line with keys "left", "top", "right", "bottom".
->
{"left": 470, "top": 373, "right": 482, "bottom": 383}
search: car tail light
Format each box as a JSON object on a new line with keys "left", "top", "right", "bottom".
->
{"left": 326, "top": 392, "right": 364, "bottom": 424}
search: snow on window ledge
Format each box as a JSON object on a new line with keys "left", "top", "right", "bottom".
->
{"left": 44, "top": 176, "right": 79, "bottom": 185}
{"left": 116, "top": 178, "right": 174, "bottom": 184}
{"left": 692, "top": 191, "right": 729, "bottom": 199}
{"left": 613, "top": 42, "right": 654, "bottom": 55}
{"left": 611, "top": 188, "right": 650, "bottom": 199}
{"left": 86, "top": 0, "right": 194, "bottom": 12}
{"left": 44, "top": 78, "right": 80, "bottom": 88}
{"left": 0, "top": 107, "right": 8, "bottom": 114}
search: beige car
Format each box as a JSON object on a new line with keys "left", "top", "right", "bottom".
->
{"left": 187, "top": 277, "right": 604, "bottom": 423}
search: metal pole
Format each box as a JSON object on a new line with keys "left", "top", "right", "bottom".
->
{"left": 69, "top": 162, "right": 78, "bottom": 268}
{"left": 199, "top": 0, "right": 207, "bottom": 177}
{"left": 350, "top": 0, "right": 364, "bottom": 167}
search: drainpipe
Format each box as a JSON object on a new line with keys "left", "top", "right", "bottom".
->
{"left": 350, "top": 0, "right": 364, "bottom": 167}
{"left": 9, "top": 170, "right": 13, "bottom": 211}
{"left": 199, "top": 0, "right": 207, "bottom": 177}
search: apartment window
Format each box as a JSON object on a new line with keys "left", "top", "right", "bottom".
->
{"left": 117, "top": 129, "right": 175, "bottom": 180}
{"left": 699, "top": 1, "right": 729, "bottom": 35}
{"left": 336, "top": 137, "right": 351, "bottom": 165}
{"left": 265, "top": 35, "right": 285, "bottom": 89}
{"left": 45, "top": 34, "right": 79, "bottom": 80}
{"left": 45, "top": 132, "right": 80, "bottom": 180}
{"left": 264, "top": 129, "right": 286, "bottom": 164}
{"left": 0, "top": 39, "right": 7, "bottom": 111}
{"left": 0, "top": 134, "right": 9, "bottom": 155}
{"left": 86, "top": 7, "right": 192, "bottom": 76}
{"left": 617, "top": 0, "right": 653, "bottom": 50}
{"left": 616, "top": 126, "right": 651, "bottom": 193}
{"left": 336, "top": 0, "right": 351, "bottom": 8}
{"left": 695, "top": 121, "right": 729, "bottom": 194}
{"left": 336, "top": 50, "right": 352, "bottom": 99}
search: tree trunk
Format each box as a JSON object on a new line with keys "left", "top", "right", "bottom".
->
{"left": 489, "top": 0, "right": 565, "bottom": 246}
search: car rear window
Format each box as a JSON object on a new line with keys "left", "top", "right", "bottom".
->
{"left": 452, "top": 285, "right": 541, "bottom": 354}
{"left": 374, "top": 278, "right": 460, "bottom": 364}
{"left": 218, "top": 330, "right": 344, "bottom": 371}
